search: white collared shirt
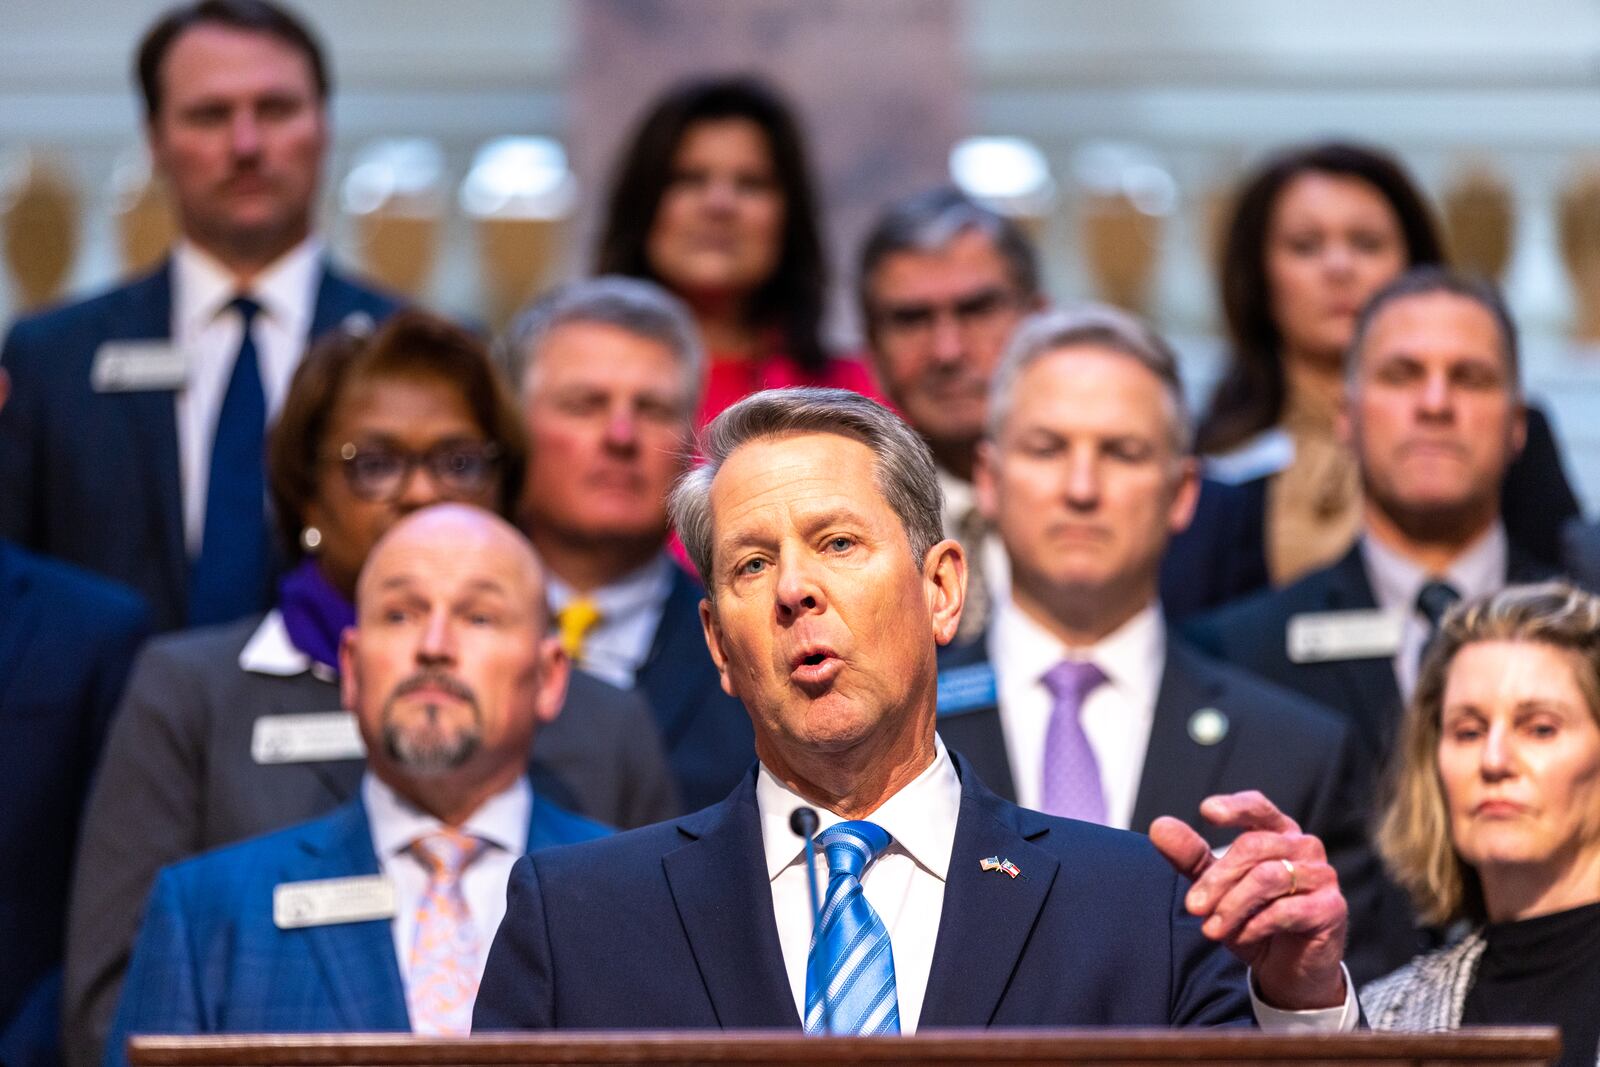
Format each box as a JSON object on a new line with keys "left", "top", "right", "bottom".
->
{"left": 988, "top": 597, "right": 1165, "bottom": 828}
{"left": 545, "top": 554, "right": 677, "bottom": 689}
{"left": 1360, "top": 524, "right": 1507, "bottom": 702}
{"left": 362, "top": 772, "right": 530, "bottom": 993}
{"left": 756, "top": 738, "right": 1357, "bottom": 1032}
{"left": 237, "top": 608, "right": 337, "bottom": 683}
{"left": 759, "top": 739, "right": 961, "bottom": 1034}
{"left": 172, "top": 237, "right": 323, "bottom": 554}
{"left": 938, "top": 467, "right": 1011, "bottom": 601}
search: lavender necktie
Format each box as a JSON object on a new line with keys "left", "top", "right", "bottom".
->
{"left": 1041, "top": 659, "right": 1108, "bottom": 823}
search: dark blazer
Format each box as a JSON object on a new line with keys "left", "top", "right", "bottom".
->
{"left": 1187, "top": 407, "right": 1576, "bottom": 601}
{"left": 0, "top": 261, "right": 402, "bottom": 632}
{"left": 1561, "top": 517, "right": 1600, "bottom": 593}
{"left": 63, "top": 613, "right": 676, "bottom": 1067}
{"left": 932, "top": 631, "right": 1408, "bottom": 985}
{"left": 0, "top": 544, "right": 150, "bottom": 1067}
{"left": 105, "top": 794, "right": 608, "bottom": 1067}
{"left": 1160, "top": 477, "right": 1270, "bottom": 623}
{"left": 1184, "top": 540, "right": 1558, "bottom": 760}
{"left": 634, "top": 565, "right": 756, "bottom": 811}
{"left": 474, "top": 753, "right": 1253, "bottom": 1031}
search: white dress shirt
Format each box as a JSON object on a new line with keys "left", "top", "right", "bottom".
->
{"left": 362, "top": 772, "right": 529, "bottom": 992}
{"left": 171, "top": 237, "right": 323, "bottom": 554}
{"left": 1360, "top": 523, "right": 1507, "bottom": 702}
{"left": 545, "top": 554, "right": 677, "bottom": 689}
{"left": 754, "top": 738, "right": 1355, "bottom": 1032}
{"left": 988, "top": 596, "right": 1165, "bottom": 827}
{"left": 759, "top": 739, "right": 960, "bottom": 1034}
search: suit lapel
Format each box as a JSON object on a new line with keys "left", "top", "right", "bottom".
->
{"left": 933, "top": 634, "right": 1016, "bottom": 802}
{"left": 921, "top": 762, "right": 1058, "bottom": 1026}
{"left": 636, "top": 566, "right": 712, "bottom": 746}
{"left": 1318, "top": 547, "right": 1402, "bottom": 746}
{"left": 307, "top": 264, "right": 376, "bottom": 341}
{"left": 292, "top": 800, "right": 410, "bottom": 1030}
{"left": 1130, "top": 642, "right": 1233, "bottom": 837}
{"left": 113, "top": 265, "right": 188, "bottom": 603}
{"left": 660, "top": 775, "right": 797, "bottom": 1027}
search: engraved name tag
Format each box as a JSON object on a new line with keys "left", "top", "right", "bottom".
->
{"left": 1287, "top": 609, "right": 1403, "bottom": 663}
{"left": 90, "top": 341, "right": 188, "bottom": 392}
{"left": 273, "top": 876, "right": 395, "bottom": 929}
{"left": 251, "top": 712, "right": 366, "bottom": 764}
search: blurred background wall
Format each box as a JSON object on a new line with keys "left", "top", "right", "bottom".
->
{"left": 6, "top": 0, "right": 1600, "bottom": 502}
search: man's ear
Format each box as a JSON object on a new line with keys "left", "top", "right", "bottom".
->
{"left": 924, "top": 538, "right": 967, "bottom": 648}
{"left": 699, "top": 597, "right": 738, "bottom": 698}
{"left": 338, "top": 627, "right": 359, "bottom": 711}
{"left": 532, "top": 637, "right": 570, "bottom": 726}
{"left": 1167, "top": 455, "right": 1202, "bottom": 536}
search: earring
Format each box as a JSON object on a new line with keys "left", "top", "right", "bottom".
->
{"left": 300, "top": 526, "right": 323, "bottom": 552}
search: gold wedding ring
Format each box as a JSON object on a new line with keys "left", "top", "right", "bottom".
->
{"left": 1280, "top": 858, "right": 1298, "bottom": 896}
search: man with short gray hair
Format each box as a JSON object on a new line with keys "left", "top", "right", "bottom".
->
{"left": 501, "top": 276, "right": 751, "bottom": 811}
{"left": 937, "top": 306, "right": 1401, "bottom": 983}
{"left": 477, "top": 385, "right": 1362, "bottom": 1035}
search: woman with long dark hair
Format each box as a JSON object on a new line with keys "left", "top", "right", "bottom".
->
{"left": 596, "top": 75, "right": 879, "bottom": 425}
{"left": 1198, "top": 142, "right": 1575, "bottom": 584}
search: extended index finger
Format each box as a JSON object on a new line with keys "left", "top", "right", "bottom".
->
{"left": 1197, "top": 790, "right": 1301, "bottom": 835}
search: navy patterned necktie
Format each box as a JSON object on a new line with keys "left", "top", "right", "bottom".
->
{"left": 804, "top": 820, "right": 900, "bottom": 1035}
{"left": 187, "top": 295, "right": 270, "bottom": 626}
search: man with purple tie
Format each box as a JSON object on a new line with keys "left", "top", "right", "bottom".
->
{"left": 933, "top": 304, "right": 1408, "bottom": 985}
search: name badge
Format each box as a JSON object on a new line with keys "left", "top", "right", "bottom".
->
{"left": 274, "top": 875, "right": 395, "bottom": 929}
{"left": 90, "top": 341, "right": 188, "bottom": 392}
{"left": 251, "top": 712, "right": 366, "bottom": 764}
{"left": 1287, "top": 608, "right": 1403, "bottom": 664}
{"left": 936, "top": 662, "right": 998, "bottom": 717}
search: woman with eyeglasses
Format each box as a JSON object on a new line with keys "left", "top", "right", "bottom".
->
{"left": 65, "top": 312, "right": 677, "bottom": 1056}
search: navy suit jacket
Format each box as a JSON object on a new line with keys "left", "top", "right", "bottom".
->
{"left": 634, "top": 565, "right": 756, "bottom": 812}
{"left": 932, "top": 631, "right": 1411, "bottom": 985}
{"left": 0, "top": 261, "right": 402, "bottom": 632}
{"left": 1159, "top": 478, "right": 1270, "bottom": 623}
{"left": 474, "top": 753, "right": 1253, "bottom": 1030}
{"left": 105, "top": 793, "right": 608, "bottom": 1067}
{"left": 1184, "top": 541, "right": 1558, "bottom": 759}
{"left": 0, "top": 544, "right": 150, "bottom": 1067}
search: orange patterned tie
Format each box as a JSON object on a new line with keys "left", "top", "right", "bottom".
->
{"left": 406, "top": 829, "right": 487, "bottom": 1035}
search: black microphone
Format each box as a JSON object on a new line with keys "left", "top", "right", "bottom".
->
{"left": 789, "top": 805, "right": 832, "bottom": 1035}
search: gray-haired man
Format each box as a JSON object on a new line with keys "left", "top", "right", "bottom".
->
{"left": 936, "top": 305, "right": 1403, "bottom": 984}
{"left": 499, "top": 276, "right": 751, "bottom": 811}
{"left": 476, "top": 386, "right": 1359, "bottom": 1034}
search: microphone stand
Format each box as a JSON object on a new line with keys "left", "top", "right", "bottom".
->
{"left": 789, "top": 805, "right": 832, "bottom": 1036}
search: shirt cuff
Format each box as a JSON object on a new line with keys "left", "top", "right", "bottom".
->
{"left": 1247, "top": 964, "right": 1358, "bottom": 1032}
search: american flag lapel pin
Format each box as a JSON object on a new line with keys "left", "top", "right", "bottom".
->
{"left": 980, "top": 856, "right": 1002, "bottom": 872}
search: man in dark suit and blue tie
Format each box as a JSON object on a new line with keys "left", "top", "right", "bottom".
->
{"left": 106, "top": 505, "right": 608, "bottom": 1065}
{"left": 475, "top": 388, "right": 1359, "bottom": 1033}
{"left": 1186, "top": 269, "right": 1558, "bottom": 761}
{"left": 0, "top": 0, "right": 399, "bottom": 632}
{"left": 500, "top": 277, "right": 753, "bottom": 811}
{"left": 930, "top": 304, "right": 1407, "bottom": 985}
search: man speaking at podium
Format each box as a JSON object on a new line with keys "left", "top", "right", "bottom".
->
{"left": 475, "top": 388, "right": 1357, "bottom": 1033}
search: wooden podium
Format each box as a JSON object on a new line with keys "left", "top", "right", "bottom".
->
{"left": 129, "top": 1028, "right": 1560, "bottom": 1067}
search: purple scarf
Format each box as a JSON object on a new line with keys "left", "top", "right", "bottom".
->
{"left": 278, "top": 558, "right": 354, "bottom": 674}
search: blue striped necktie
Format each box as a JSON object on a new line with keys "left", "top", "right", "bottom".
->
{"left": 187, "top": 295, "right": 270, "bottom": 626}
{"left": 804, "top": 821, "right": 900, "bottom": 1035}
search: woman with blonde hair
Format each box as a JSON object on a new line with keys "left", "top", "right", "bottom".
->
{"left": 1365, "top": 582, "right": 1600, "bottom": 1064}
